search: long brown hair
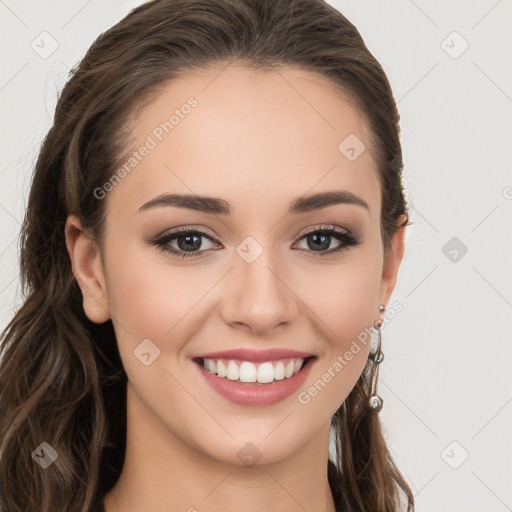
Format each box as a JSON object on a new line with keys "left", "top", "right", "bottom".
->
{"left": 0, "top": 1, "right": 413, "bottom": 510}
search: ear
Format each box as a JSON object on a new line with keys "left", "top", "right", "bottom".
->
{"left": 378, "top": 214, "right": 407, "bottom": 307}
{"left": 64, "top": 214, "right": 110, "bottom": 323}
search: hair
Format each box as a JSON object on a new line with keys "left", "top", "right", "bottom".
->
{"left": 0, "top": 0, "right": 414, "bottom": 510}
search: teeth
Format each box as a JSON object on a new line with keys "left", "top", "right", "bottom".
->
{"left": 257, "top": 362, "right": 274, "bottom": 383}
{"left": 226, "top": 361, "right": 239, "bottom": 381}
{"left": 201, "top": 357, "right": 306, "bottom": 384}
{"left": 274, "top": 361, "right": 285, "bottom": 380}
{"left": 239, "top": 361, "right": 257, "bottom": 383}
{"left": 207, "top": 359, "right": 217, "bottom": 374}
{"left": 285, "top": 360, "right": 294, "bottom": 378}
{"left": 216, "top": 360, "right": 227, "bottom": 377}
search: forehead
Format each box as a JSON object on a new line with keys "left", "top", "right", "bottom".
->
{"left": 107, "top": 63, "right": 381, "bottom": 220}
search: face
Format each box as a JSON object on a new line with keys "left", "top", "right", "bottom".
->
{"left": 67, "top": 63, "right": 405, "bottom": 467}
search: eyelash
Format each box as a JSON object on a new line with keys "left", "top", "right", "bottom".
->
{"left": 148, "top": 224, "right": 360, "bottom": 259}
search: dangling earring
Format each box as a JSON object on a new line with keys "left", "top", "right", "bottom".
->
{"left": 369, "top": 304, "right": 386, "bottom": 411}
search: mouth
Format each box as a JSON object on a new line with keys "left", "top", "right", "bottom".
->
{"left": 193, "top": 356, "right": 316, "bottom": 385}
{"left": 193, "top": 354, "right": 316, "bottom": 406}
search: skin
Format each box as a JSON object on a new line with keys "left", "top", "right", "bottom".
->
{"left": 65, "top": 63, "right": 406, "bottom": 512}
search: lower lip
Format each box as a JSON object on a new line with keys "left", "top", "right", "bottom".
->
{"left": 195, "top": 358, "right": 315, "bottom": 406}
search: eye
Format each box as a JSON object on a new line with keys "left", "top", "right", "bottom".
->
{"left": 148, "top": 228, "right": 222, "bottom": 258}
{"left": 147, "top": 224, "right": 360, "bottom": 259}
{"left": 293, "top": 225, "right": 360, "bottom": 258}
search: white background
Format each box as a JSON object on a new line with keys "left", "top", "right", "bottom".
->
{"left": 1, "top": 1, "right": 511, "bottom": 511}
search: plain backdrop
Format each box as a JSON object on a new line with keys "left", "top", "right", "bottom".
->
{"left": 1, "top": 1, "right": 511, "bottom": 511}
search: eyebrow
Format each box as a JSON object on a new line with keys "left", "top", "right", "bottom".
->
{"left": 137, "top": 190, "right": 369, "bottom": 216}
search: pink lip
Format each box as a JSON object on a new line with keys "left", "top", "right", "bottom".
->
{"left": 193, "top": 348, "right": 314, "bottom": 363}
{"left": 194, "top": 356, "right": 316, "bottom": 407}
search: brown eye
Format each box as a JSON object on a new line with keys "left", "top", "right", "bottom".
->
{"left": 149, "top": 229, "right": 221, "bottom": 258}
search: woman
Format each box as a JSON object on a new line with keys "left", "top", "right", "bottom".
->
{"left": 0, "top": 0, "right": 414, "bottom": 510}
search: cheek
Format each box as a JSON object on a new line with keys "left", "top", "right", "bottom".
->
{"left": 104, "top": 245, "right": 213, "bottom": 344}
{"left": 295, "top": 250, "right": 381, "bottom": 410}
{"left": 299, "top": 253, "right": 381, "bottom": 350}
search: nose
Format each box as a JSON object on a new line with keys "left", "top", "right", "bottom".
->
{"left": 220, "top": 250, "right": 299, "bottom": 337}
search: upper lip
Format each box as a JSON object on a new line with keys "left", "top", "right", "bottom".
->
{"left": 193, "top": 348, "right": 315, "bottom": 363}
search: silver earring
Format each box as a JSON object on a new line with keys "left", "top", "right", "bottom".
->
{"left": 369, "top": 304, "right": 386, "bottom": 411}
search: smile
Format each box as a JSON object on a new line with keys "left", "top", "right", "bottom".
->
{"left": 199, "top": 357, "right": 306, "bottom": 384}
{"left": 192, "top": 349, "right": 316, "bottom": 406}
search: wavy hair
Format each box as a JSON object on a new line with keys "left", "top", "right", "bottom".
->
{"left": 0, "top": 0, "right": 413, "bottom": 510}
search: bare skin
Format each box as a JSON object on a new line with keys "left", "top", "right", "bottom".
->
{"left": 65, "top": 63, "right": 406, "bottom": 512}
